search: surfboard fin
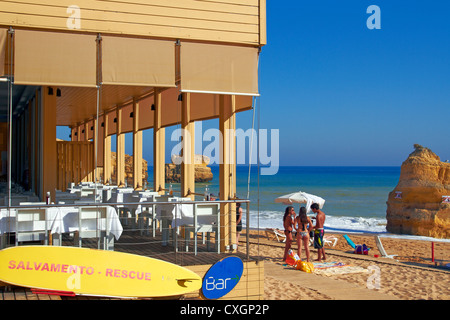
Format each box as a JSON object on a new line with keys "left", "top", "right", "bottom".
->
{"left": 177, "top": 278, "right": 199, "bottom": 287}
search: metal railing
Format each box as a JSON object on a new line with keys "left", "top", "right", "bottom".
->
{"left": 0, "top": 198, "right": 252, "bottom": 262}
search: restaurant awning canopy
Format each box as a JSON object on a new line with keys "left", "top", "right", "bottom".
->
{"left": 1, "top": 29, "right": 259, "bottom": 128}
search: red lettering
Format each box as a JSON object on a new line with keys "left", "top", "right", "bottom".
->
{"left": 26, "top": 262, "right": 33, "bottom": 270}
{"left": 103, "top": 268, "right": 150, "bottom": 280}
{"left": 86, "top": 267, "right": 94, "bottom": 275}
{"left": 17, "top": 261, "right": 25, "bottom": 270}
{"left": 8, "top": 260, "right": 16, "bottom": 269}
{"left": 61, "top": 264, "right": 68, "bottom": 273}
{"left": 41, "top": 263, "right": 49, "bottom": 271}
{"left": 34, "top": 262, "right": 42, "bottom": 270}
{"left": 68, "top": 265, "right": 78, "bottom": 273}
{"left": 50, "top": 264, "right": 59, "bottom": 272}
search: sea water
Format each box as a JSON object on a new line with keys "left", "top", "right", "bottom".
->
{"left": 232, "top": 166, "right": 398, "bottom": 234}
{"left": 148, "top": 166, "right": 449, "bottom": 241}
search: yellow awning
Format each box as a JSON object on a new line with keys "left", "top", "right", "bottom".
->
{"left": 14, "top": 30, "right": 97, "bottom": 87}
{"left": 180, "top": 42, "right": 259, "bottom": 96}
{"left": 102, "top": 36, "right": 175, "bottom": 87}
{"left": 0, "top": 28, "right": 7, "bottom": 77}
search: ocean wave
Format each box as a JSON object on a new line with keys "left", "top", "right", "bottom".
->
{"left": 242, "top": 211, "right": 450, "bottom": 242}
{"left": 242, "top": 210, "right": 387, "bottom": 233}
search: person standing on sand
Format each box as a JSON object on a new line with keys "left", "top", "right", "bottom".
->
{"left": 282, "top": 206, "right": 296, "bottom": 262}
{"left": 295, "top": 206, "right": 314, "bottom": 262}
{"left": 311, "top": 203, "right": 327, "bottom": 261}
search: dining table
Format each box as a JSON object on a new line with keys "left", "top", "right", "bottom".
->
{"left": 155, "top": 200, "right": 220, "bottom": 253}
{"left": 0, "top": 205, "right": 122, "bottom": 249}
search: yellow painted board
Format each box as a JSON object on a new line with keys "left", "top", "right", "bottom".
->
{"left": 0, "top": 3, "right": 259, "bottom": 33}
{"left": 0, "top": 0, "right": 262, "bottom": 45}
{"left": 0, "top": 246, "right": 201, "bottom": 298}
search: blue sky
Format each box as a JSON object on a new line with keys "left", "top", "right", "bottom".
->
{"left": 57, "top": 1, "right": 450, "bottom": 167}
{"left": 256, "top": 0, "right": 450, "bottom": 166}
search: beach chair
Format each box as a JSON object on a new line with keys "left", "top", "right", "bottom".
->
{"left": 307, "top": 232, "right": 337, "bottom": 247}
{"left": 343, "top": 234, "right": 356, "bottom": 249}
{"left": 324, "top": 235, "right": 338, "bottom": 247}
{"left": 265, "top": 228, "right": 286, "bottom": 243}
{"left": 343, "top": 234, "right": 370, "bottom": 254}
{"left": 375, "top": 235, "right": 397, "bottom": 259}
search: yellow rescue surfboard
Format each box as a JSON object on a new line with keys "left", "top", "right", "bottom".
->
{"left": 0, "top": 246, "right": 201, "bottom": 298}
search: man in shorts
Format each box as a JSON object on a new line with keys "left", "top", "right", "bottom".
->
{"left": 311, "top": 203, "right": 327, "bottom": 262}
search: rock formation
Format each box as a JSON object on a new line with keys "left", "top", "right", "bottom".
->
{"left": 386, "top": 144, "right": 450, "bottom": 238}
{"left": 165, "top": 154, "right": 213, "bottom": 183}
{"left": 110, "top": 152, "right": 148, "bottom": 187}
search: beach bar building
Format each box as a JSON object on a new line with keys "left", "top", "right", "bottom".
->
{"left": 0, "top": 0, "right": 266, "bottom": 299}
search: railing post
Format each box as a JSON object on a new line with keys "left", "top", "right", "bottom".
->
{"left": 246, "top": 201, "right": 250, "bottom": 261}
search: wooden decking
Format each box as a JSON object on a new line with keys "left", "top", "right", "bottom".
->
{"left": 1, "top": 286, "right": 62, "bottom": 300}
{"left": 112, "top": 228, "right": 251, "bottom": 266}
{"left": 0, "top": 227, "right": 264, "bottom": 300}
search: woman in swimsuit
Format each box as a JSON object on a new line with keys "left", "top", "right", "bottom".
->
{"left": 295, "top": 206, "right": 313, "bottom": 262}
{"left": 282, "top": 206, "right": 295, "bottom": 262}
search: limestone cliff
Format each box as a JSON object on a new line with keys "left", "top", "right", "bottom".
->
{"left": 386, "top": 144, "right": 450, "bottom": 238}
{"left": 165, "top": 154, "right": 213, "bottom": 183}
{"left": 110, "top": 152, "right": 148, "bottom": 187}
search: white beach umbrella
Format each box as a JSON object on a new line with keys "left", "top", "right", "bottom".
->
{"left": 275, "top": 191, "right": 325, "bottom": 213}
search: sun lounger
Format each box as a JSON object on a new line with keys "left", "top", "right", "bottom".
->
{"left": 343, "top": 234, "right": 356, "bottom": 249}
{"left": 344, "top": 234, "right": 370, "bottom": 254}
{"left": 324, "top": 235, "right": 338, "bottom": 247}
{"left": 375, "top": 235, "right": 397, "bottom": 259}
{"left": 265, "top": 228, "right": 286, "bottom": 243}
{"left": 307, "top": 233, "right": 337, "bottom": 247}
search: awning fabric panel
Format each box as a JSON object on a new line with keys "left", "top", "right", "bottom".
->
{"left": 102, "top": 36, "right": 175, "bottom": 87}
{"left": 180, "top": 42, "right": 259, "bottom": 96}
{"left": 14, "top": 30, "right": 97, "bottom": 87}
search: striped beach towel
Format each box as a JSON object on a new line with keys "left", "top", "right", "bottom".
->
{"left": 313, "top": 261, "right": 347, "bottom": 269}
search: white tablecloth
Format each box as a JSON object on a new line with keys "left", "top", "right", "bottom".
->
{"left": 110, "top": 191, "right": 159, "bottom": 215}
{"left": 0, "top": 206, "right": 122, "bottom": 240}
{"left": 155, "top": 203, "right": 218, "bottom": 227}
{"left": 155, "top": 203, "right": 193, "bottom": 227}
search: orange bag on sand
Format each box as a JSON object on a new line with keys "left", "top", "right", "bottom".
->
{"left": 296, "top": 261, "right": 314, "bottom": 273}
{"left": 286, "top": 255, "right": 297, "bottom": 266}
{"left": 286, "top": 249, "right": 300, "bottom": 266}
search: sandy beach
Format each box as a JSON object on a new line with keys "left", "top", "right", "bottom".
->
{"left": 244, "top": 230, "right": 450, "bottom": 300}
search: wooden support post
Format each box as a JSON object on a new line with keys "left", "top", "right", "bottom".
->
{"left": 77, "top": 124, "right": 81, "bottom": 142}
{"left": 95, "top": 116, "right": 104, "bottom": 183}
{"left": 41, "top": 86, "right": 57, "bottom": 202}
{"left": 84, "top": 121, "right": 91, "bottom": 182}
{"left": 93, "top": 117, "right": 104, "bottom": 183}
{"left": 103, "top": 113, "right": 111, "bottom": 185}
{"left": 116, "top": 107, "right": 125, "bottom": 187}
{"left": 32, "top": 92, "right": 39, "bottom": 194}
{"left": 181, "top": 92, "right": 195, "bottom": 200}
{"left": 229, "top": 95, "right": 237, "bottom": 250}
{"left": 219, "top": 95, "right": 237, "bottom": 252}
{"left": 133, "top": 99, "right": 143, "bottom": 190}
{"left": 153, "top": 89, "right": 165, "bottom": 194}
